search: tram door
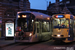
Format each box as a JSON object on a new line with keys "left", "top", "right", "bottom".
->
{"left": 69, "top": 19, "right": 74, "bottom": 40}
{"left": 73, "top": 20, "right": 75, "bottom": 40}
{"left": 35, "top": 21, "right": 42, "bottom": 41}
{"left": 41, "top": 21, "right": 50, "bottom": 41}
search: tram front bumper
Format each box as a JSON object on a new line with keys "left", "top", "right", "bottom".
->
{"left": 52, "top": 37, "right": 66, "bottom": 41}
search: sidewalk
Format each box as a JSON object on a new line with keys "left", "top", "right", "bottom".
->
{"left": 0, "top": 39, "right": 15, "bottom": 47}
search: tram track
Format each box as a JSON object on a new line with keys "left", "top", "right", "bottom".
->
{"left": 1, "top": 42, "right": 41, "bottom": 50}
{"left": 21, "top": 42, "right": 39, "bottom": 50}
{"left": 0, "top": 43, "right": 22, "bottom": 50}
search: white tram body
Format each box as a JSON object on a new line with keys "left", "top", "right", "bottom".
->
{"left": 15, "top": 11, "right": 51, "bottom": 42}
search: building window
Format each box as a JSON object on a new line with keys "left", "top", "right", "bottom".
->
{"left": 0, "top": 0, "right": 3, "bottom": 2}
{"left": 66, "top": 1, "right": 70, "bottom": 4}
{"left": 4, "top": 9, "right": 16, "bottom": 18}
{"left": 23, "top": 0, "right": 26, "bottom": 7}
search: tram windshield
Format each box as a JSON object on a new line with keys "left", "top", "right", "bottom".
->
{"left": 53, "top": 18, "right": 69, "bottom": 28}
{"left": 16, "top": 13, "right": 34, "bottom": 32}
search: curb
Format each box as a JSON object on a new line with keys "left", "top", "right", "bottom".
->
{"left": 0, "top": 42, "right": 16, "bottom": 48}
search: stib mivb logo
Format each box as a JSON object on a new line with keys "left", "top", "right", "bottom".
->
{"left": 66, "top": 47, "right": 74, "bottom": 50}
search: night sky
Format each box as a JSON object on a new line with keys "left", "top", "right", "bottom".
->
{"left": 29, "top": 0, "right": 62, "bottom": 10}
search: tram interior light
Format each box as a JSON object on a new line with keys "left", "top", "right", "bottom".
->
{"left": 32, "top": 20, "right": 34, "bottom": 22}
{"left": 44, "top": 22, "right": 46, "bottom": 24}
{"left": 47, "top": 17, "right": 50, "bottom": 20}
{"left": 41, "top": 15, "right": 43, "bottom": 16}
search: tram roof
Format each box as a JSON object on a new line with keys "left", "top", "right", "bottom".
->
{"left": 17, "top": 11, "right": 51, "bottom": 19}
{"left": 52, "top": 14, "right": 74, "bottom": 19}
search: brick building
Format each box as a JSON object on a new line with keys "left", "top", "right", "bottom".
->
{"left": 0, "top": 0, "right": 30, "bottom": 38}
{"left": 47, "top": 0, "right": 75, "bottom": 16}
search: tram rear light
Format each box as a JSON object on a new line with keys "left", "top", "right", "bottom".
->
{"left": 16, "top": 27, "right": 21, "bottom": 31}
{"left": 29, "top": 33, "right": 32, "bottom": 36}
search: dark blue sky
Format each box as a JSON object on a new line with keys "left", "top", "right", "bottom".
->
{"left": 29, "top": 0, "right": 62, "bottom": 10}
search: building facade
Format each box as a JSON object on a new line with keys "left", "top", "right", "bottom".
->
{"left": 47, "top": 0, "right": 75, "bottom": 16}
{"left": 0, "top": 0, "right": 30, "bottom": 38}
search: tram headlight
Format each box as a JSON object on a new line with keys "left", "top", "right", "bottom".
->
{"left": 18, "top": 15, "right": 20, "bottom": 18}
{"left": 29, "top": 33, "right": 32, "bottom": 36}
{"left": 68, "top": 35, "right": 70, "bottom": 37}
{"left": 57, "top": 35, "right": 60, "bottom": 37}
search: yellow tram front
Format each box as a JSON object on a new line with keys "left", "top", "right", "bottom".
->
{"left": 52, "top": 14, "right": 74, "bottom": 43}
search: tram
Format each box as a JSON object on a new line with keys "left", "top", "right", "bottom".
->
{"left": 14, "top": 11, "right": 51, "bottom": 42}
{"left": 52, "top": 14, "right": 75, "bottom": 43}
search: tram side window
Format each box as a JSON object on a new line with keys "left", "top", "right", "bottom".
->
{"left": 70, "top": 19, "right": 73, "bottom": 28}
{"left": 35, "top": 21, "right": 40, "bottom": 33}
{"left": 42, "top": 21, "right": 50, "bottom": 32}
{"left": 61, "top": 19, "right": 69, "bottom": 28}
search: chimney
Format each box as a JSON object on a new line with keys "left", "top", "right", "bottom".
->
{"left": 49, "top": 1, "right": 51, "bottom": 5}
{"left": 56, "top": 0, "right": 59, "bottom": 3}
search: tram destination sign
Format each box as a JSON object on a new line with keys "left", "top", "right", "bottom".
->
{"left": 55, "top": 15, "right": 64, "bottom": 18}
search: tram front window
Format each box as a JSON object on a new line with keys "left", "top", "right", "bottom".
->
{"left": 17, "top": 18, "right": 33, "bottom": 32}
{"left": 53, "top": 18, "right": 69, "bottom": 28}
{"left": 16, "top": 13, "right": 34, "bottom": 32}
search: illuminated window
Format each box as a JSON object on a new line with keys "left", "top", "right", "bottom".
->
{"left": 53, "top": 18, "right": 69, "bottom": 28}
{"left": 42, "top": 21, "right": 50, "bottom": 32}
